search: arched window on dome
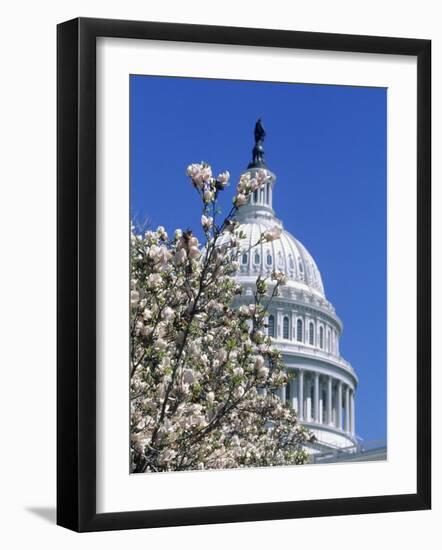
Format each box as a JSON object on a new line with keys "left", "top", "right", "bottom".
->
{"left": 266, "top": 252, "right": 272, "bottom": 266}
{"left": 241, "top": 252, "right": 248, "bottom": 265}
{"left": 309, "top": 322, "right": 315, "bottom": 345}
{"left": 326, "top": 329, "right": 330, "bottom": 352}
{"left": 268, "top": 315, "right": 275, "bottom": 338}
{"left": 283, "top": 316, "right": 290, "bottom": 339}
{"left": 277, "top": 251, "right": 284, "bottom": 269}
{"left": 289, "top": 255, "right": 295, "bottom": 270}
{"left": 296, "top": 319, "right": 303, "bottom": 342}
{"left": 319, "top": 326, "right": 324, "bottom": 349}
{"left": 298, "top": 259, "right": 304, "bottom": 278}
{"left": 254, "top": 251, "right": 260, "bottom": 265}
{"left": 311, "top": 265, "right": 317, "bottom": 281}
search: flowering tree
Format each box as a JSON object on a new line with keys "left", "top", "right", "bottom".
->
{"left": 130, "top": 163, "right": 315, "bottom": 473}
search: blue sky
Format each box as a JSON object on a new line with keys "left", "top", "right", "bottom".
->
{"left": 130, "top": 75, "right": 387, "bottom": 443}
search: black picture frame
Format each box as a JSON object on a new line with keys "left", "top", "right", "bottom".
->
{"left": 57, "top": 17, "right": 431, "bottom": 532}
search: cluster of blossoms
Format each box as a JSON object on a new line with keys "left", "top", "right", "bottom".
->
{"left": 130, "top": 163, "right": 314, "bottom": 473}
{"left": 233, "top": 169, "right": 269, "bottom": 207}
{"left": 186, "top": 162, "right": 230, "bottom": 205}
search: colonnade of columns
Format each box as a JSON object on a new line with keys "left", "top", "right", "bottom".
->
{"left": 279, "top": 370, "right": 355, "bottom": 435}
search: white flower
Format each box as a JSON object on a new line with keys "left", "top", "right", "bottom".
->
{"left": 234, "top": 193, "right": 247, "bottom": 207}
{"left": 206, "top": 391, "right": 215, "bottom": 405}
{"left": 148, "top": 245, "right": 161, "bottom": 260}
{"left": 147, "top": 273, "right": 162, "bottom": 287}
{"left": 188, "top": 246, "right": 200, "bottom": 259}
{"left": 156, "top": 226, "right": 168, "bottom": 240}
{"left": 162, "top": 306, "right": 175, "bottom": 321}
{"left": 188, "top": 235, "right": 199, "bottom": 248}
{"left": 233, "top": 386, "right": 245, "bottom": 400}
{"left": 203, "top": 189, "right": 214, "bottom": 203}
{"left": 142, "top": 308, "right": 152, "bottom": 320}
{"left": 130, "top": 290, "right": 140, "bottom": 307}
{"left": 175, "top": 248, "right": 187, "bottom": 264}
{"left": 154, "top": 338, "right": 167, "bottom": 352}
{"left": 186, "top": 163, "right": 201, "bottom": 179}
{"left": 182, "top": 369, "right": 195, "bottom": 384}
{"left": 272, "top": 270, "right": 287, "bottom": 284}
{"left": 187, "top": 341, "right": 201, "bottom": 358}
{"left": 257, "top": 365, "right": 269, "bottom": 380}
{"left": 201, "top": 215, "right": 213, "bottom": 230}
{"left": 239, "top": 305, "right": 251, "bottom": 316}
{"left": 256, "top": 169, "right": 269, "bottom": 185}
{"left": 252, "top": 330, "right": 265, "bottom": 343}
{"left": 201, "top": 165, "right": 212, "bottom": 182}
{"left": 217, "top": 170, "right": 230, "bottom": 188}
{"left": 187, "top": 163, "right": 210, "bottom": 190}
{"left": 263, "top": 226, "right": 282, "bottom": 242}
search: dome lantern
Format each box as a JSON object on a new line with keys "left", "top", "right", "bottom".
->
{"left": 238, "top": 119, "right": 276, "bottom": 217}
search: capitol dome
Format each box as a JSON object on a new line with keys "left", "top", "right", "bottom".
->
{"left": 226, "top": 121, "right": 359, "bottom": 455}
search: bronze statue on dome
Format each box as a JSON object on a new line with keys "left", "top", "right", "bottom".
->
{"left": 248, "top": 118, "right": 267, "bottom": 169}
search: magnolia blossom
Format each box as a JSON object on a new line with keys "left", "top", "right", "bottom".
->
{"left": 201, "top": 215, "right": 213, "bottom": 230}
{"left": 188, "top": 246, "right": 201, "bottom": 259}
{"left": 130, "top": 290, "right": 140, "bottom": 307}
{"left": 206, "top": 391, "right": 215, "bottom": 405}
{"left": 234, "top": 193, "right": 247, "bottom": 207}
{"left": 156, "top": 226, "right": 168, "bottom": 240}
{"left": 147, "top": 273, "right": 162, "bottom": 287}
{"left": 263, "top": 226, "right": 282, "bottom": 242}
{"left": 187, "top": 162, "right": 212, "bottom": 189}
{"left": 203, "top": 189, "right": 214, "bottom": 203}
{"left": 162, "top": 306, "right": 175, "bottom": 321}
{"left": 217, "top": 170, "right": 230, "bottom": 188}
{"left": 272, "top": 270, "right": 287, "bottom": 284}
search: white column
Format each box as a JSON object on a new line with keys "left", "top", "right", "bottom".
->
{"left": 327, "top": 376, "right": 333, "bottom": 425}
{"left": 350, "top": 390, "right": 356, "bottom": 435}
{"left": 344, "top": 385, "right": 350, "bottom": 432}
{"left": 291, "top": 312, "right": 297, "bottom": 340}
{"left": 292, "top": 375, "right": 298, "bottom": 412}
{"left": 280, "top": 384, "right": 286, "bottom": 403}
{"left": 298, "top": 370, "right": 304, "bottom": 421}
{"left": 314, "top": 373, "right": 320, "bottom": 423}
{"left": 337, "top": 380, "right": 343, "bottom": 430}
{"left": 319, "top": 379, "right": 324, "bottom": 424}
{"left": 306, "top": 376, "right": 312, "bottom": 421}
{"left": 276, "top": 308, "right": 283, "bottom": 339}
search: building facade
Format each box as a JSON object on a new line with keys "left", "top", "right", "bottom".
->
{"left": 227, "top": 124, "right": 359, "bottom": 454}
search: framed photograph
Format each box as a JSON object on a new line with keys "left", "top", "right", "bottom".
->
{"left": 57, "top": 17, "right": 431, "bottom": 532}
